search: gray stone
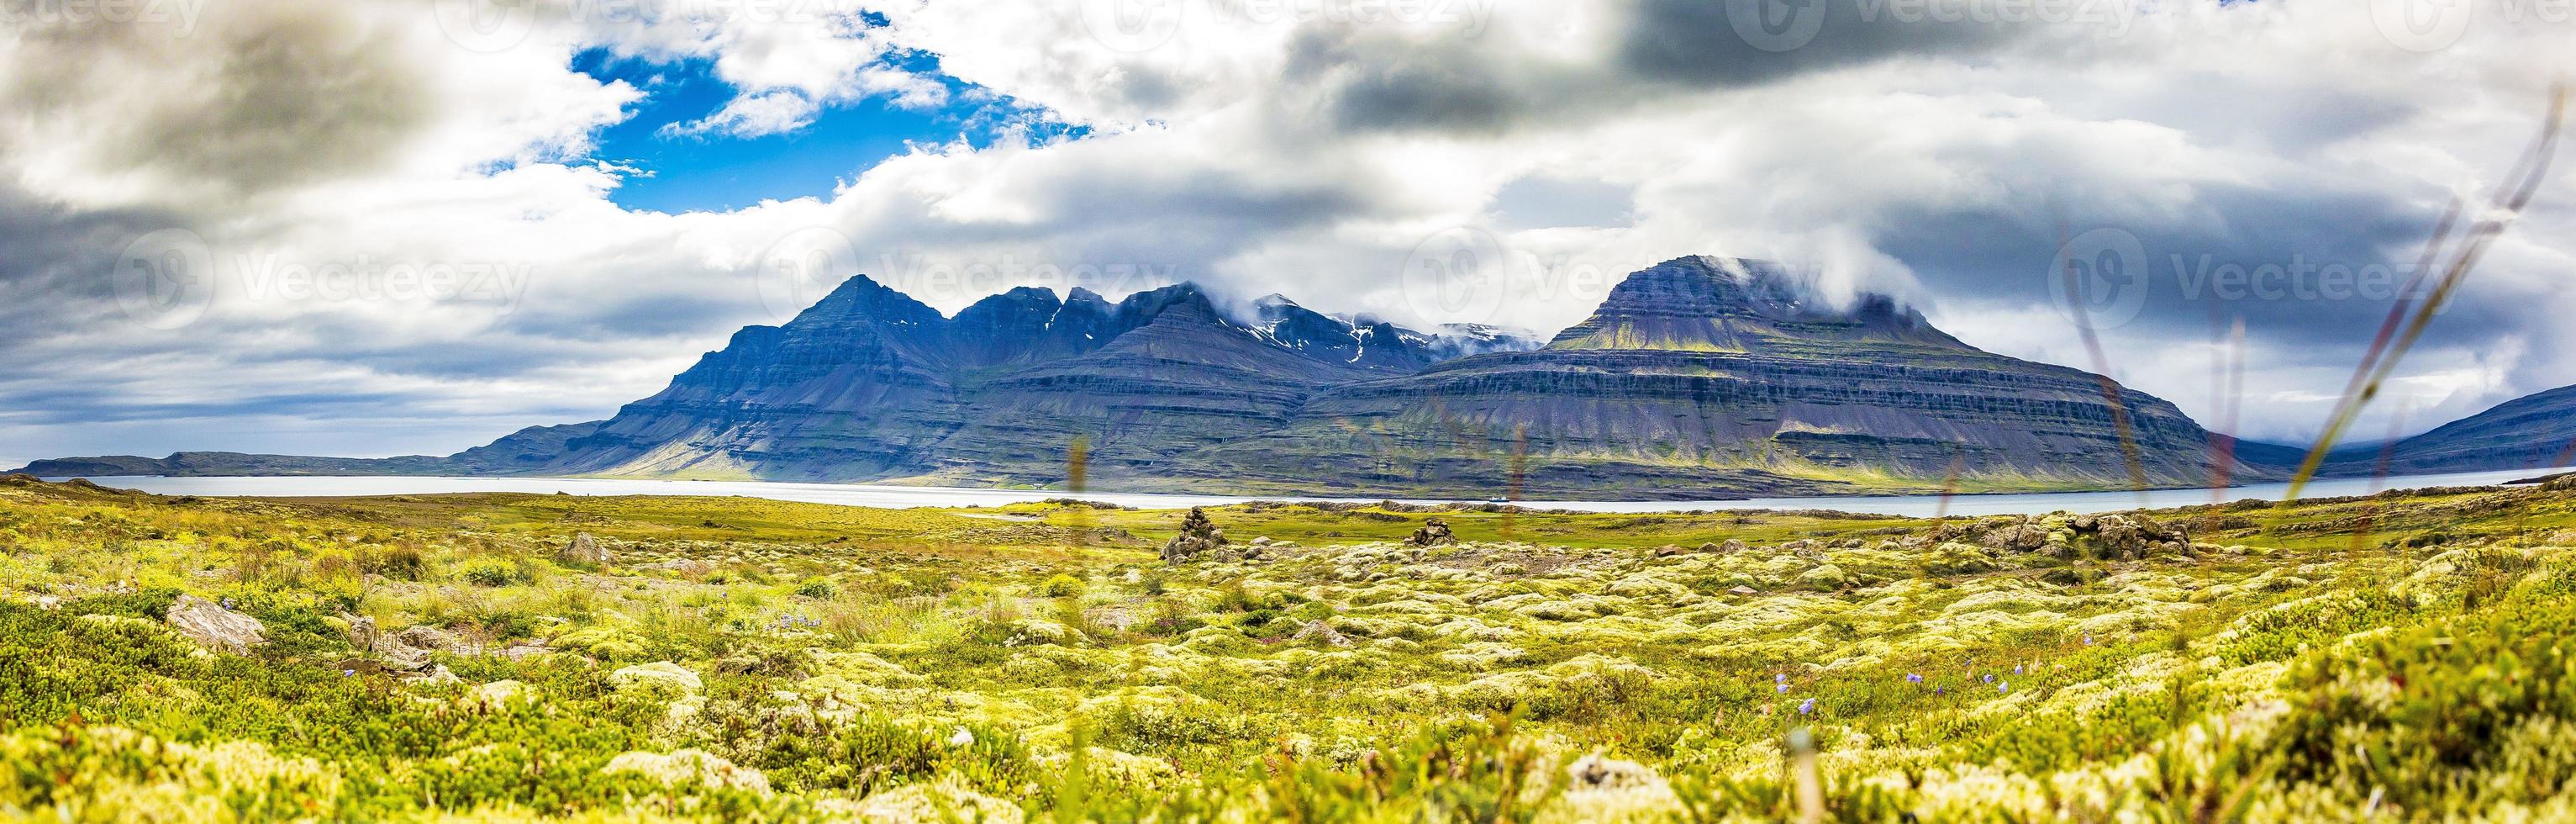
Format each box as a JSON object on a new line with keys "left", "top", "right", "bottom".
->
{"left": 165, "top": 594, "right": 264, "bottom": 652}
{"left": 561, "top": 531, "right": 611, "bottom": 564}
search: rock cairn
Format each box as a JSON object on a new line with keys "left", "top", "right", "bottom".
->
{"left": 1161, "top": 507, "right": 1229, "bottom": 563}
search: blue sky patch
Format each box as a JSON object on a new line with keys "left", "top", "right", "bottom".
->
{"left": 571, "top": 49, "right": 1088, "bottom": 214}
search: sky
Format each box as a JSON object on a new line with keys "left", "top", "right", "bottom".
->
{"left": 0, "top": 0, "right": 2571, "bottom": 468}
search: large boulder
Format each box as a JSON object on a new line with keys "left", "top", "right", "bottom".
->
{"left": 397, "top": 625, "right": 462, "bottom": 653}
{"left": 2093, "top": 514, "right": 2191, "bottom": 560}
{"left": 165, "top": 594, "right": 264, "bottom": 652}
{"left": 560, "top": 532, "right": 611, "bottom": 564}
{"left": 1406, "top": 518, "right": 1457, "bottom": 547}
{"left": 1289, "top": 620, "right": 1353, "bottom": 647}
{"left": 1979, "top": 522, "right": 2051, "bottom": 552}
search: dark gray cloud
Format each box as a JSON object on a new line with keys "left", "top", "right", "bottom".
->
{"left": 1615, "top": 0, "right": 2026, "bottom": 88}
{"left": 3, "top": 3, "right": 434, "bottom": 203}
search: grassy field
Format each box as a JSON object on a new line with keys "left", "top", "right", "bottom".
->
{"left": 4, "top": 473, "right": 2575, "bottom": 821}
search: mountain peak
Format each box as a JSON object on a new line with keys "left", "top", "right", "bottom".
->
{"left": 1549, "top": 257, "right": 1961, "bottom": 352}
{"left": 793, "top": 273, "right": 946, "bottom": 328}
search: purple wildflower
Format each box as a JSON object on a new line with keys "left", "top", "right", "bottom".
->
{"left": 1983, "top": 673, "right": 1994, "bottom": 684}
{"left": 1798, "top": 698, "right": 1815, "bottom": 715}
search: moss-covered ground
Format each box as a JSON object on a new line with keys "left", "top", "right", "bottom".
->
{"left": 5, "top": 473, "right": 2575, "bottom": 821}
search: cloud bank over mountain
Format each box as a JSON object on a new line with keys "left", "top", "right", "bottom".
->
{"left": 0, "top": 0, "right": 2569, "bottom": 466}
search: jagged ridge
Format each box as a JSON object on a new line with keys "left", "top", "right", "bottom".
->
{"left": 18, "top": 256, "right": 2257, "bottom": 498}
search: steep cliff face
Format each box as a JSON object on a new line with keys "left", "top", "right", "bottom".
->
{"left": 1202, "top": 257, "right": 2229, "bottom": 497}
{"left": 544, "top": 275, "right": 970, "bottom": 479}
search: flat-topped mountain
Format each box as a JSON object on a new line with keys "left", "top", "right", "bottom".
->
{"left": 18, "top": 256, "right": 2256, "bottom": 498}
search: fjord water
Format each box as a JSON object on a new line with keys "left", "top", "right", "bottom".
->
{"left": 59, "top": 467, "right": 2547, "bottom": 517}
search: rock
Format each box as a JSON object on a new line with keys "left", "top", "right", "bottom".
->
{"left": 466, "top": 679, "right": 531, "bottom": 710}
{"left": 1654, "top": 545, "right": 1684, "bottom": 557}
{"left": 611, "top": 662, "right": 704, "bottom": 695}
{"left": 1569, "top": 753, "right": 1662, "bottom": 790}
{"left": 1725, "top": 585, "right": 1760, "bottom": 597}
{"left": 1562, "top": 753, "right": 1682, "bottom": 819}
{"left": 374, "top": 637, "right": 433, "bottom": 672}
{"left": 164, "top": 594, "right": 265, "bottom": 652}
{"left": 1160, "top": 507, "right": 1230, "bottom": 564}
{"left": 1715, "top": 539, "right": 1748, "bottom": 554}
{"left": 495, "top": 642, "right": 551, "bottom": 662}
{"left": 1289, "top": 620, "right": 1353, "bottom": 647}
{"left": 396, "top": 625, "right": 461, "bottom": 653}
{"left": 1980, "top": 522, "right": 2050, "bottom": 552}
{"left": 1796, "top": 564, "right": 1855, "bottom": 591}
{"left": 560, "top": 531, "right": 611, "bottom": 564}
{"left": 2092, "top": 514, "right": 2189, "bottom": 560}
{"left": 1406, "top": 518, "right": 1457, "bottom": 547}
{"left": 601, "top": 749, "right": 770, "bottom": 794}
{"left": 1004, "top": 619, "right": 1086, "bottom": 647}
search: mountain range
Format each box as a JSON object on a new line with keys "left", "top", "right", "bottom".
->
{"left": 19, "top": 256, "right": 2573, "bottom": 499}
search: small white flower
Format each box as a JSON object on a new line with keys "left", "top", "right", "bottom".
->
{"left": 948, "top": 727, "right": 975, "bottom": 747}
